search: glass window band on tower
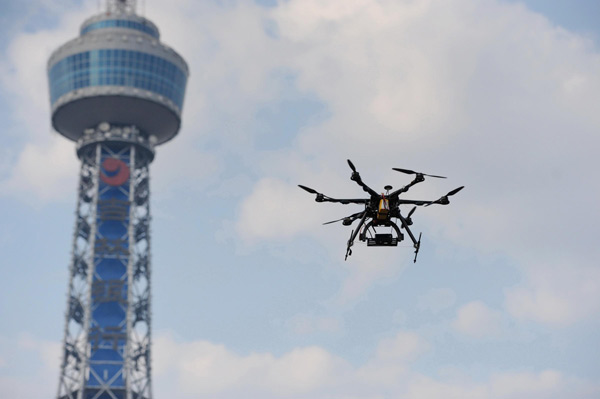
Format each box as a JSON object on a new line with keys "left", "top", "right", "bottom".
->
{"left": 81, "top": 20, "right": 160, "bottom": 38}
{"left": 48, "top": 49, "right": 187, "bottom": 109}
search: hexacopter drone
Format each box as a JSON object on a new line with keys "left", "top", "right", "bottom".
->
{"left": 299, "top": 160, "right": 464, "bottom": 262}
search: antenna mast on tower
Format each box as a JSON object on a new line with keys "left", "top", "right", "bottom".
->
{"left": 106, "top": 0, "right": 136, "bottom": 14}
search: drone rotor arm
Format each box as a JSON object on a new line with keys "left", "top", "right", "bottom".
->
{"left": 392, "top": 168, "right": 446, "bottom": 179}
{"left": 299, "top": 185, "right": 369, "bottom": 204}
{"left": 353, "top": 175, "right": 379, "bottom": 197}
{"left": 395, "top": 199, "right": 433, "bottom": 206}
{"left": 424, "top": 186, "right": 465, "bottom": 207}
{"left": 322, "top": 197, "right": 370, "bottom": 205}
{"left": 397, "top": 213, "right": 419, "bottom": 246}
{"left": 407, "top": 206, "right": 417, "bottom": 218}
{"left": 389, "top": 220, "right": 402, "bottom": 239}
{"left": 390, "top": 168, "right": 446, "bottom": 198}
{"left": 347, "top": 159, "right": 379, "bottom": 197}
{"left": 323, "top": 211, "right": 365, "bottom": 225}
{"left": 396, "top": 214, "right": 422, "bottom": 262}
{"left": 345, "top": 211, "right": 369, "bottom": 260}
{"left": 389, "top": 178, "right": 425, "bottom": 198}
{"left": 389, "top": 184, "right": 415, "bottom": 198}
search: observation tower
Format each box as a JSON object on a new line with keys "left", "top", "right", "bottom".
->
{"left": 47, "top": 0, "right": 188, "bottom": 398}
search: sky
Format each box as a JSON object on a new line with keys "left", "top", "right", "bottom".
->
{"left": 0, "top": 0, "right": 599, "bottom": 397}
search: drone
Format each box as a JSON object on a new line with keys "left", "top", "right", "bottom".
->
{"left": 299, "top": 160, "right": 464, "bottom": 262}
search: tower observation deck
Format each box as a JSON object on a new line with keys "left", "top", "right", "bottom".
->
{"left": 48, "top": 1, "right": 188, "bottom": 398}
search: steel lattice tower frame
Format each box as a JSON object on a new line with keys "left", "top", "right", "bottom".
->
{"left": 47, "top": 1, "right": 188, "bottom": 398}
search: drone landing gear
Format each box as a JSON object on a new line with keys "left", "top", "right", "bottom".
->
{"left": 345, "top": 229, "right": 354, "bottom": 260}
{"left": 413, "top": 233, "right": 422, "bottom": 263}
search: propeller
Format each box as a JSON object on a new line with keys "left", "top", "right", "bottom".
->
{"left": 407, "top": 206, "right": 417, "bottom": 218}
{"left": 323, "top": 211, "right": 363, "bottom": 225}
{"left": 347, "top": 159, "right": 357, "bottom": 172}
{"left": 401, "top": 206, "right": 417, "bottom": 227}
{"left": 425, "top": 186, "right": 465, "bottom": 206}
{"left": 323, "top": 218, "right": 345, "bottom": 225}
{"left": 447, "top": 186, "right": 465, "bottom": 196}
{"left": 392, "top": 168, "right": 446, "bottom": 179}
{"left": 298, "top": 184, "right": 318, "bottom": 194}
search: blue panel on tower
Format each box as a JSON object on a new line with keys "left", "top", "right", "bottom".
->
{"left": 87, "top": 145, "right": 132, "bottom": 393}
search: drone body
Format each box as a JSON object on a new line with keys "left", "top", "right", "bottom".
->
{"left": 299, "top": 160, "right": 463, "bottom": 262}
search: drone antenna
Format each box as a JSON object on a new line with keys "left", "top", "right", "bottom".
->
{"left": 384, "top": 185, "right": 392, "bottom": 195}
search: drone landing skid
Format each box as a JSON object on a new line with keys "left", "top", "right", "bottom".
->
{"left": 413, "top": 232, "right": 422, "bottom": 263}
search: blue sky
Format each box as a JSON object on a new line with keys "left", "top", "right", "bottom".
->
{"left": 1, "top": 0, "right": 600, "bottom": 397}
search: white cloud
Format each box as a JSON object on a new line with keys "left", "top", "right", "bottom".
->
{"left": 153, "top": 331, "right": 350, "bottom": 397}
{"left": 418, "top": 288, "right": 457, "bottom": 314}
{"left": 152, "top": 331, "right": 598, "bottom": 399}
{"left": 17, "top": 332, "right": 61, "bottom": 370}
{"left": 0, "top": 136, "right": 78, "bottom": 203}
{"left": 0, "top": 333, "right": 60, "bottom": 399}
{"left": 356, "top": 331, "right": 429, "bottom": 388}
{"left": 403, "top": 370, "right": 596, "bottom": 399}
{"left": 235, "top": 158, "right": 417, "bottom": 303}
{"left": 146, "top": 0, "right": 291, "bottom": 150}
{"left": 153, "top": 330, "right": 428, "bottom": 397}
{"left": 233, "top": 168, "right": 414, "bottom": 305}
{"left": 6, "top": 0, "right": 599, "bottom": 313}
{"left": 0, "top": 2, "right": 96, "bottom": 124}
{"left": 236, "top": 177, "right": 326, "bottom": 242}
{"left": 333, "top": 247, "right": 411, "bottom": 304}
{"left": 286, "top": 313, "right": 342, "bottom": 335}
{"left": 2, "top": 0, "right": 600, "bottom": 397}
{"left": 375, "top": 330, "right": 429, "bottom": 363}
{"left": 0, "top": 3, "right": 94, "bottom": 202}
{"left": 489, "top": 370, "right": 563, "bottom": 398}
{"left": 505, "top": 261, "right": 600, "bottom": 325}
{"left": 452, "top": 301, "right": 503, "bottom": 338}
{"left": 221, "top": 0, "right": 600, "bottom": 315}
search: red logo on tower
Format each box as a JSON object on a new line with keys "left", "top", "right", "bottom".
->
{"left": 100, "top": 158, "right": 130, "bottom": 187}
